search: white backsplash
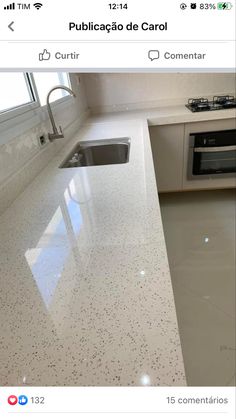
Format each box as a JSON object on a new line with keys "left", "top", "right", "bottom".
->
{"left": 83, "top": 73, "right": 236, "bottom": 113}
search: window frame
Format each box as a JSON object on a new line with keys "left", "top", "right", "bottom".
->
{"left": 0, "top": 73, "right": 40, "bottom": 125}
{"left": 0, "top": 73, "right": 75, "bottom": 145}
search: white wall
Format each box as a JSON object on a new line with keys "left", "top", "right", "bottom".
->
{"left": 0, "top": 73, "right": 88, "bottom": 214}
{"left": 83, "top": 73, "right": 235, "bottom": 113}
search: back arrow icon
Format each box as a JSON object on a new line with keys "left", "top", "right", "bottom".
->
{"left": 8, "top": 21, "right": 14, "bottom": 31}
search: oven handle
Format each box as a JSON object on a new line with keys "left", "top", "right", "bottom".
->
{"left": 194, "top": 145, "right": 236, "bottom": 153}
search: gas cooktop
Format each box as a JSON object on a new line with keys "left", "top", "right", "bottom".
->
{"left": 186, "top": 95, "right": 236, "bottom": 112}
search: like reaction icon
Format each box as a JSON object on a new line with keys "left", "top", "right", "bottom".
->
{"left": 18, "top": 395, "right": 28, "bottom": 406}
{"left": 8, "top": 395, "right": 18, "bottom": 405}
{"left": 39, "top": 49, "right": 51, "bottom": 61}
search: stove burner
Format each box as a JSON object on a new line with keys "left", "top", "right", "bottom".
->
{"left": 189, "top": 98, "right": 208, "bottom": 105}
{"left": 187, "top": 98, "right": 210, "bottom": 111}
{"left": 213, "top": 95, "right": 234, "bottom": 105}
{"left": 186, "top": 95, "right": 236, "bottom": 112}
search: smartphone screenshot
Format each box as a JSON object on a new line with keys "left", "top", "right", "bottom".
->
{"left": 0, "top": 0, "right": 235, "bottom": 418}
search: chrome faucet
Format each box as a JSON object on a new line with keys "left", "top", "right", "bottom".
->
{"left": 47, "top": 85, "right": 76, "bottom": 141}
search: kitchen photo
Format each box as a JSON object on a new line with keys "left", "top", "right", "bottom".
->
{"left": 0, "top": 72, "right": 235, "bottom": 387}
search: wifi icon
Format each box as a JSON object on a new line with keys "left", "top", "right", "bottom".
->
{"left": 33, "top": 2, "right": 43, "bottom": 9}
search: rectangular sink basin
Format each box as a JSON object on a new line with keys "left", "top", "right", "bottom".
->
{"left": 60, "top": 137, "right": 130, "bottom": 168}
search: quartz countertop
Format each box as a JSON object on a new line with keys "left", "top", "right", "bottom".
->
{"left": 2, "top": 104, "right": 233, "bottom": 386}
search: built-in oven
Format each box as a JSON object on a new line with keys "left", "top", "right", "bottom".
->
{"left": 188, "top": 129, "right": 236, "bottom": 178}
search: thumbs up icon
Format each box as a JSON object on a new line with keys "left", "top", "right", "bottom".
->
{"left": 39, "top": 49, "right": 51, "bottom": 61}
{"left": 18, "top": 395, "right": 28, "bottom": 405}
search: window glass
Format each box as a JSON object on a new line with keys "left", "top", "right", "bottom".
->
{"left": 33, "top": 73, "right": 71, "bottom": 106}
{"left": 0, "top": 73, "right": 34, "bottom": 114}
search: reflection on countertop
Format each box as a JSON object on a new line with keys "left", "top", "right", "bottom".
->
{"left": 0, "top": 117, "right": 186, "bottom": 386}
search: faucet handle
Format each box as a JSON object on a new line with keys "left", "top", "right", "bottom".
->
{"left": 48, "top": 125, "right": 64, "bottom": 142}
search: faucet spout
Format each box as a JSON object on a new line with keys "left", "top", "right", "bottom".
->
{"left": 46, "top": 85, "right": 76, "bottom": 142}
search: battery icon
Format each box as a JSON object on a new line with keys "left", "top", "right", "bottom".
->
{"left": 217, "top": 2, "right": 233, "bottom": 9}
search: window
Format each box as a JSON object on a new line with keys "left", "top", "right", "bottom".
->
{"left": 0, "top": 73, "right": 36, "bottom": 114}
{"left": 0, "top": 72, "right": 73, "bottom": 133}
{"left": 33, "top": 73, "right": 71, "bottom": 106}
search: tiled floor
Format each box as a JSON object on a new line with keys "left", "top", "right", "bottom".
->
{"left": 159, "top": 189, "right": 236, "bottom": 386}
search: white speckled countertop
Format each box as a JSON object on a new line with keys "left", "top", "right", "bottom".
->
{"left": 0, "top": 105, "right": 234, "bottom": 386}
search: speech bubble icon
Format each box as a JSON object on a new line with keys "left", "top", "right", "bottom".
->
{"left": 148, "top": 50, "right": 160, "bottom": 61}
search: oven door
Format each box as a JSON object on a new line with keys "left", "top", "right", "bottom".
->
{"left": 192, "top": 145, "right": 236, "bottom": 175}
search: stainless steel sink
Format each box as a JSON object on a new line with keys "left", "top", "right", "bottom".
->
{"left": 60, "top": 137, "right": 130, "bottom": 168}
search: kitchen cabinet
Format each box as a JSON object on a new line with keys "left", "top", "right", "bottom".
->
{"left": 149, "top": 124, "right": 185, "bottom": 192}
{"left": 150, "top": 118, "right": 236, "bottom": 193}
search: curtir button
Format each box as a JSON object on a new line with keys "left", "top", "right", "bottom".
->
{"left": 55, "top": 51, "right": 80, "bottom": 60}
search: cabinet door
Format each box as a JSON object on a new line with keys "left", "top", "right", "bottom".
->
{"left": 149, "top": 124, "right": 184, "bottom": 192}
